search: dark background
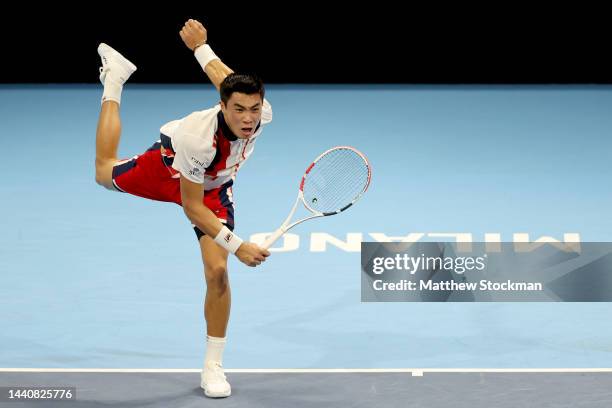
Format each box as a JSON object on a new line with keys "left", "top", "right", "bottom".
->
{"left": 2, "top": 6, "right": 610, "bottom": 84}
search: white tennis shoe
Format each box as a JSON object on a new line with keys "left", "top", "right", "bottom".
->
{"left": 97, "top": 43, "right": 137, "bottom": 85}
{"left": 201, "top": 361, "right": 231, "bottom": 398}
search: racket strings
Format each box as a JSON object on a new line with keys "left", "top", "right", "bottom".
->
{"left": 302, "top": 148, "right": 370, "bottom": 213}
{"left": 306, "top": 163, "right": 366, "bottom": 211}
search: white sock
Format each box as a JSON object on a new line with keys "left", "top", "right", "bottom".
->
{"left": 101, "top": 76, "right": 123, "bottom": 105}
{"left": 204, "top": 335, "right": 226, "bottom": 366}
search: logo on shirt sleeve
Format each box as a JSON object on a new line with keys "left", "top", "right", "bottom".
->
{"left": 191, "top": 157, "right": 206, "bottom": 167}
{"left": 189, "top": 156, "right": 206, "bottom": 177}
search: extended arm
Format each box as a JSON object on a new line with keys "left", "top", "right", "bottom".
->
{"left": 179, "top": 19, "right": 234, "bottom": 91}
{"left": 180, "top": 174, "right": 270, "bottom": 266}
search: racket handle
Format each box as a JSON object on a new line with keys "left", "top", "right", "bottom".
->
{"left": 261, "top": 228, "right": 285, "bottom": 249}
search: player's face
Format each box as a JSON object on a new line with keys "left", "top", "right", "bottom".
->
{"left": 221, "top": 92, "right": 263, "bottom": 139}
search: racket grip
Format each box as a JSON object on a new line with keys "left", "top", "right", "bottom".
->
{"left": 261, "top": 228, "right": 285, "bottom": 249}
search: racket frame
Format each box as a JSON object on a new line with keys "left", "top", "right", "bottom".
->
{"left": 261, "top": 146, "right": 371, "bottom": 249}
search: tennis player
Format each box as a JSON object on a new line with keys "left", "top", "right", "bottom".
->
{"left": 94, "top": 18, "right": 271, "bottom": 398}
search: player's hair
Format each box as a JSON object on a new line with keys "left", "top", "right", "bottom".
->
{"left": 220, "top": 73, "right": 265, "bottom": 104}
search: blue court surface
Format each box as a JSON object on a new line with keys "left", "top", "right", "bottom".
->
{"left": 1, "top": 84, "right": 612, "bottom": 375}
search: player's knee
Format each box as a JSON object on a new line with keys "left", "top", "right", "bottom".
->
{"left": 94, "top": 170, "right": 106, "bottom": 187}
{"left": 95, "top": 160, "right": 114, "bottom": 190}
{"left": 94, "top": 172, "right": 112, "bottom": 190}
{"left": 205, "top": 265, "right": 229, "bottom": 293}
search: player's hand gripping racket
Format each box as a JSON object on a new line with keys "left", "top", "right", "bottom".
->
{"left": 262, "top": 146, "right": 371, "bottom": 249}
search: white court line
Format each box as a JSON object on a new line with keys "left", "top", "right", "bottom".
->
{"left": 1, "top": 368, "right": 612, "bottom": 374}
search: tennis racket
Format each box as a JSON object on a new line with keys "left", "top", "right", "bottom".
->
{"left": 261, "top": 146, "right": 371, "bottom": 249}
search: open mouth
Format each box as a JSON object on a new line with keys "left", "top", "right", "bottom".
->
{"left": 241, "top": 127, "right": 253, "bottom": 135}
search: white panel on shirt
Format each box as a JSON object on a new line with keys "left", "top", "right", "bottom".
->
{"left": 160, "top": 99, "right": 273, "bottom": 187}
{"left": 261, "top": 98, "right": 273, "bottom": 125}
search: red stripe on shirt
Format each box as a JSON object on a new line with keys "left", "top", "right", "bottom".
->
{"left": 206, "top": 130, "right": 232, "bottom": 180}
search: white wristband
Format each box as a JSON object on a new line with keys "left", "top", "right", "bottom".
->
{"left": 194, "top": 44, "right": 220, "bottom": 70}
{"left": 213, "top": 226, "right": 243, "bottom": 254}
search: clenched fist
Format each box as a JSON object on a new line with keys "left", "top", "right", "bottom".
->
{"left": 179, "top": 19, "right": 207, "bottom": 51}
{"left": 236, "top": 242, "right": 271, "bottom": 267}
